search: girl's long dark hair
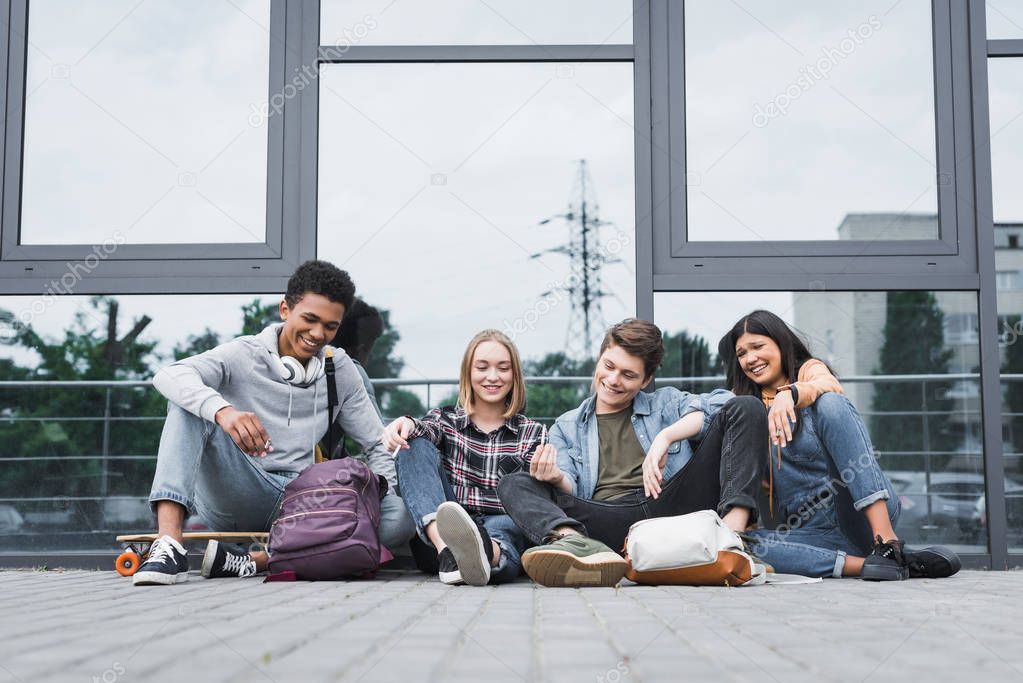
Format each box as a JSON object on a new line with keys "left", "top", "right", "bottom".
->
{"left": 718, "top": 310, "right": 824, "bottom": 399}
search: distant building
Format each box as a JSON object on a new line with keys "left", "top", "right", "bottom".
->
{"left": 792, "top": 214, "right": 1023, "bottom": 452}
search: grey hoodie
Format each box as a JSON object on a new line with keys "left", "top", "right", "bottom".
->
{"left": 152, "top": 324, "right": 395, "bottom": 486}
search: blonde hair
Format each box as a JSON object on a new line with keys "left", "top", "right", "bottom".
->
{"left": 458, "top": 329, "right": 526, "bottom": 419}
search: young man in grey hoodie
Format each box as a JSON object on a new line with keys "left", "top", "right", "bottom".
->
{"left": 133, "top": 261, "right": 415, "bottom": 585}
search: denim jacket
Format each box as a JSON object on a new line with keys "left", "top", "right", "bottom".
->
{"left": 548, "top": 387, "right": 734, "bottom": 499}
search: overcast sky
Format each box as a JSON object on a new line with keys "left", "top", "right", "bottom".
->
{"left": 685, "top": 0, "right": 937, "bottom": 242}
{"left": 0, "top": 1, "right": 1020, "bottom": 381}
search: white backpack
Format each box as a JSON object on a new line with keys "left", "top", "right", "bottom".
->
{"left": 623, "top": 510, "right": 820, "bottom": 586}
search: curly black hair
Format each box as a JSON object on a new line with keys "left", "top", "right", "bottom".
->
{"left": 285, "top": 260, "right": 356, "bottom": 312}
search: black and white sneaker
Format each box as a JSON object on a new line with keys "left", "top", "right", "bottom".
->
{"left": 201, "top": 540, "right": 258, "bottom": 579}
{"left": 436, "top": 501, "right": 494, "bottom": 586}
{"left": 133, "top": 535, "right": 189, "bottom": 586}
{"left": 861, "top": 535, "right": 909, "bottom": 581}
{"left": 437, "top": 547, "right": 464, "bottom": 585}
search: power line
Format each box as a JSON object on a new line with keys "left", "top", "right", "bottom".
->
{"left": 533, "top": 160, "right": 622, "bottom": 359}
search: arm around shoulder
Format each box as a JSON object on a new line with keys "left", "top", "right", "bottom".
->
{"left": 791, "top": 359, "right": 843, "bottom": 409}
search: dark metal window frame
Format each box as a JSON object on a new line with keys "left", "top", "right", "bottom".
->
{"left": 0, "top": 0, "right": 317, "bottom": 293}
{"left": 646, "top": 0, "right": 979, "bottom": 292}
{"left": 980, "top": 5, "right": 1023, "bottom": 567}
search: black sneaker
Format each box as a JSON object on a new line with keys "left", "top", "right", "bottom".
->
{"left": 860, "top": 535, "right": 909, "bottom": 581}
{"left": 437, "top": 547, "right": 463, "bottom": 585}
{"left": 201, "top": 540, "right": 258, "bottom": 579}
{"left": 436, "top": 501, "right": 494, "bottom": 586}
{"left": 133, "top": 535, "right": 189, "bottom": 586}
{"left": 905, "top": 545, "right": 961, "bottom": 579}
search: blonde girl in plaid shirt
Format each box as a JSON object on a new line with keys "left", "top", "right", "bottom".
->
{"left": 383, "top": 330, "right": 551, "bottom": 585}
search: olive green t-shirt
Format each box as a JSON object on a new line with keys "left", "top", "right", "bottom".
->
{"left": 592, "top": 407, "right": 646, "bottom": 501}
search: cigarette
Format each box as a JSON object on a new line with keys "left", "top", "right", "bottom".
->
{"left": 540, "top": 424, "right": 547, "bottom": 449}
{"left": 391, "top": 445, "right": 402, "bottom": 458}
{"left": 263, "top": 439, "right": 271, "bottom": 450}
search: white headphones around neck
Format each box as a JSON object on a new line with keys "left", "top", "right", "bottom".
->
{"left": 274, "top": 353, "right": 324, "bottom": 386}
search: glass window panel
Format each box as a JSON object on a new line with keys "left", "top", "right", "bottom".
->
{"left": 989, "top": 59, "right": 1023, "bottom": 553}
{"left": 987, "top": 1, "right": 1023, "bottom": 39}
{"left": 21, "top": 1, "right": 271, "bottom": 246}
{"left": 989, "top": 61, "right": 1023, "bottom": 225}
{"left": 654, "top": 290, "right": 985, "bottom": 552}
{"left": 318, "top": 63, "right": 635, "bottom": 383}
{"left": 0, "top": 293, "right": 278, "bottom": 553}
{"left": 320, "top": 0, "right": 632, "bottom": 46}
{"left": 684, "top": 1, "right": 938, "bottom": 241}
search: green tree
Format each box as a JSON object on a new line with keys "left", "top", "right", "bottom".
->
{"left": 240, "top": 299, "right": 279, "bottom": 336}
{"left": 523, "top": 352, "right": 595, "bottom": 424}
{"left": 871, "top": 291, "right": 953, "bottom": 468}
{"left": 659, "top": 329, "right": 723, "bottom": 392}
{"left": 0, "top": 298, "right": 165, "bottom": 531}
{"left": 383, "top": 389, "right": 430, "bottom": 420}
{"left": 173, "top": 328, "right": 221, "bottom": 360}
{"left": 363, "top": 309, "right": 425, "bottom": 419}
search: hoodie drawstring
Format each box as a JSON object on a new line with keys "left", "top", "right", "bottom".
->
{"left": 312, "top": 380, "right": 319, "bottom": 456}
{"left": 287, "top": 383, "right": 293, "bottom": 427}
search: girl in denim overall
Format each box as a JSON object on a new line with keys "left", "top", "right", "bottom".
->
{"left": 718, "top": 310, "right": 959, "bottom": 580}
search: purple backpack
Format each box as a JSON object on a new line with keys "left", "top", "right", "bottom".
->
{"left": 267, "top": 458, "right": 391, "bottom": 580}
{"left": 266, "top": 349, "right": 392, "bottom": 580}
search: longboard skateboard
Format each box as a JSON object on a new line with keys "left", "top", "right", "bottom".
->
{"left": 114, "top": 532, "right": 269, "bottom": 576}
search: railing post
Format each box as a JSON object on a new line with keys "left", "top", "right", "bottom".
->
{"left": 100, "top": 387, "right": 111, "bottom": 499}
{"left": 922, "top": 379, "right": 933, "bottom": 529}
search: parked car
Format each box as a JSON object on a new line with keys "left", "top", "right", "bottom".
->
{"left": 971, "top": 480, "right": 1023, "bottom": 546}
{"left": 0, "top": 504, "right": 25, "bottom": 533}
{"left": 885, "top": 470, "right": 987, "bottom": 543}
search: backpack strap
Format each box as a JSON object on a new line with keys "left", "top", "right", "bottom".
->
{"left": 324, "top": 347, "right": 342, "bottom": 460}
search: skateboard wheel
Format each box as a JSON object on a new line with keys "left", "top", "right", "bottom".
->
{"left": 115, "top": 551, "right": 141, "bottom": 577}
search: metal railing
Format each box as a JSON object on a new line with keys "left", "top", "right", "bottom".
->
{"left": 0, "top": 374, "right": 1017, "bottom": 548}
{"left": 0, "top": 373, "right": 1006, "bottom": 459}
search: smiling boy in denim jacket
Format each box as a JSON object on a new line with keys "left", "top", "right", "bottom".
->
{"left": 498, "top": 318, "right": 768, "bottom": 587}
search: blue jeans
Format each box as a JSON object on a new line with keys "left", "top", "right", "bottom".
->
{"left": 149, "top": 403, "right": 415, "bottom": 550}
{"left": 744, "top": 393, "right": 900, "bottom": 577}
{"left": 395, "top": 438, "right": 528, "bottom": 584}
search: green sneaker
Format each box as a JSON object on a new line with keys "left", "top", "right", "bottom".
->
{"left": 521, "top": 533, "right": 627, "bottom": 587}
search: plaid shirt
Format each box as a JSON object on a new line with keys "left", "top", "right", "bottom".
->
{"left": 408, "top": 406, "right": 545, "bottom": 516}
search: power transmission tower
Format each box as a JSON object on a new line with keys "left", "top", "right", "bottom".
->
{"left": 533, "top": 160, "right": 622, "bottom": 359}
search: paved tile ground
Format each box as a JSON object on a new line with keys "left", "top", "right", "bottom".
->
{"left": 1, "top": 569, "right": 1021, "bottom": 683}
